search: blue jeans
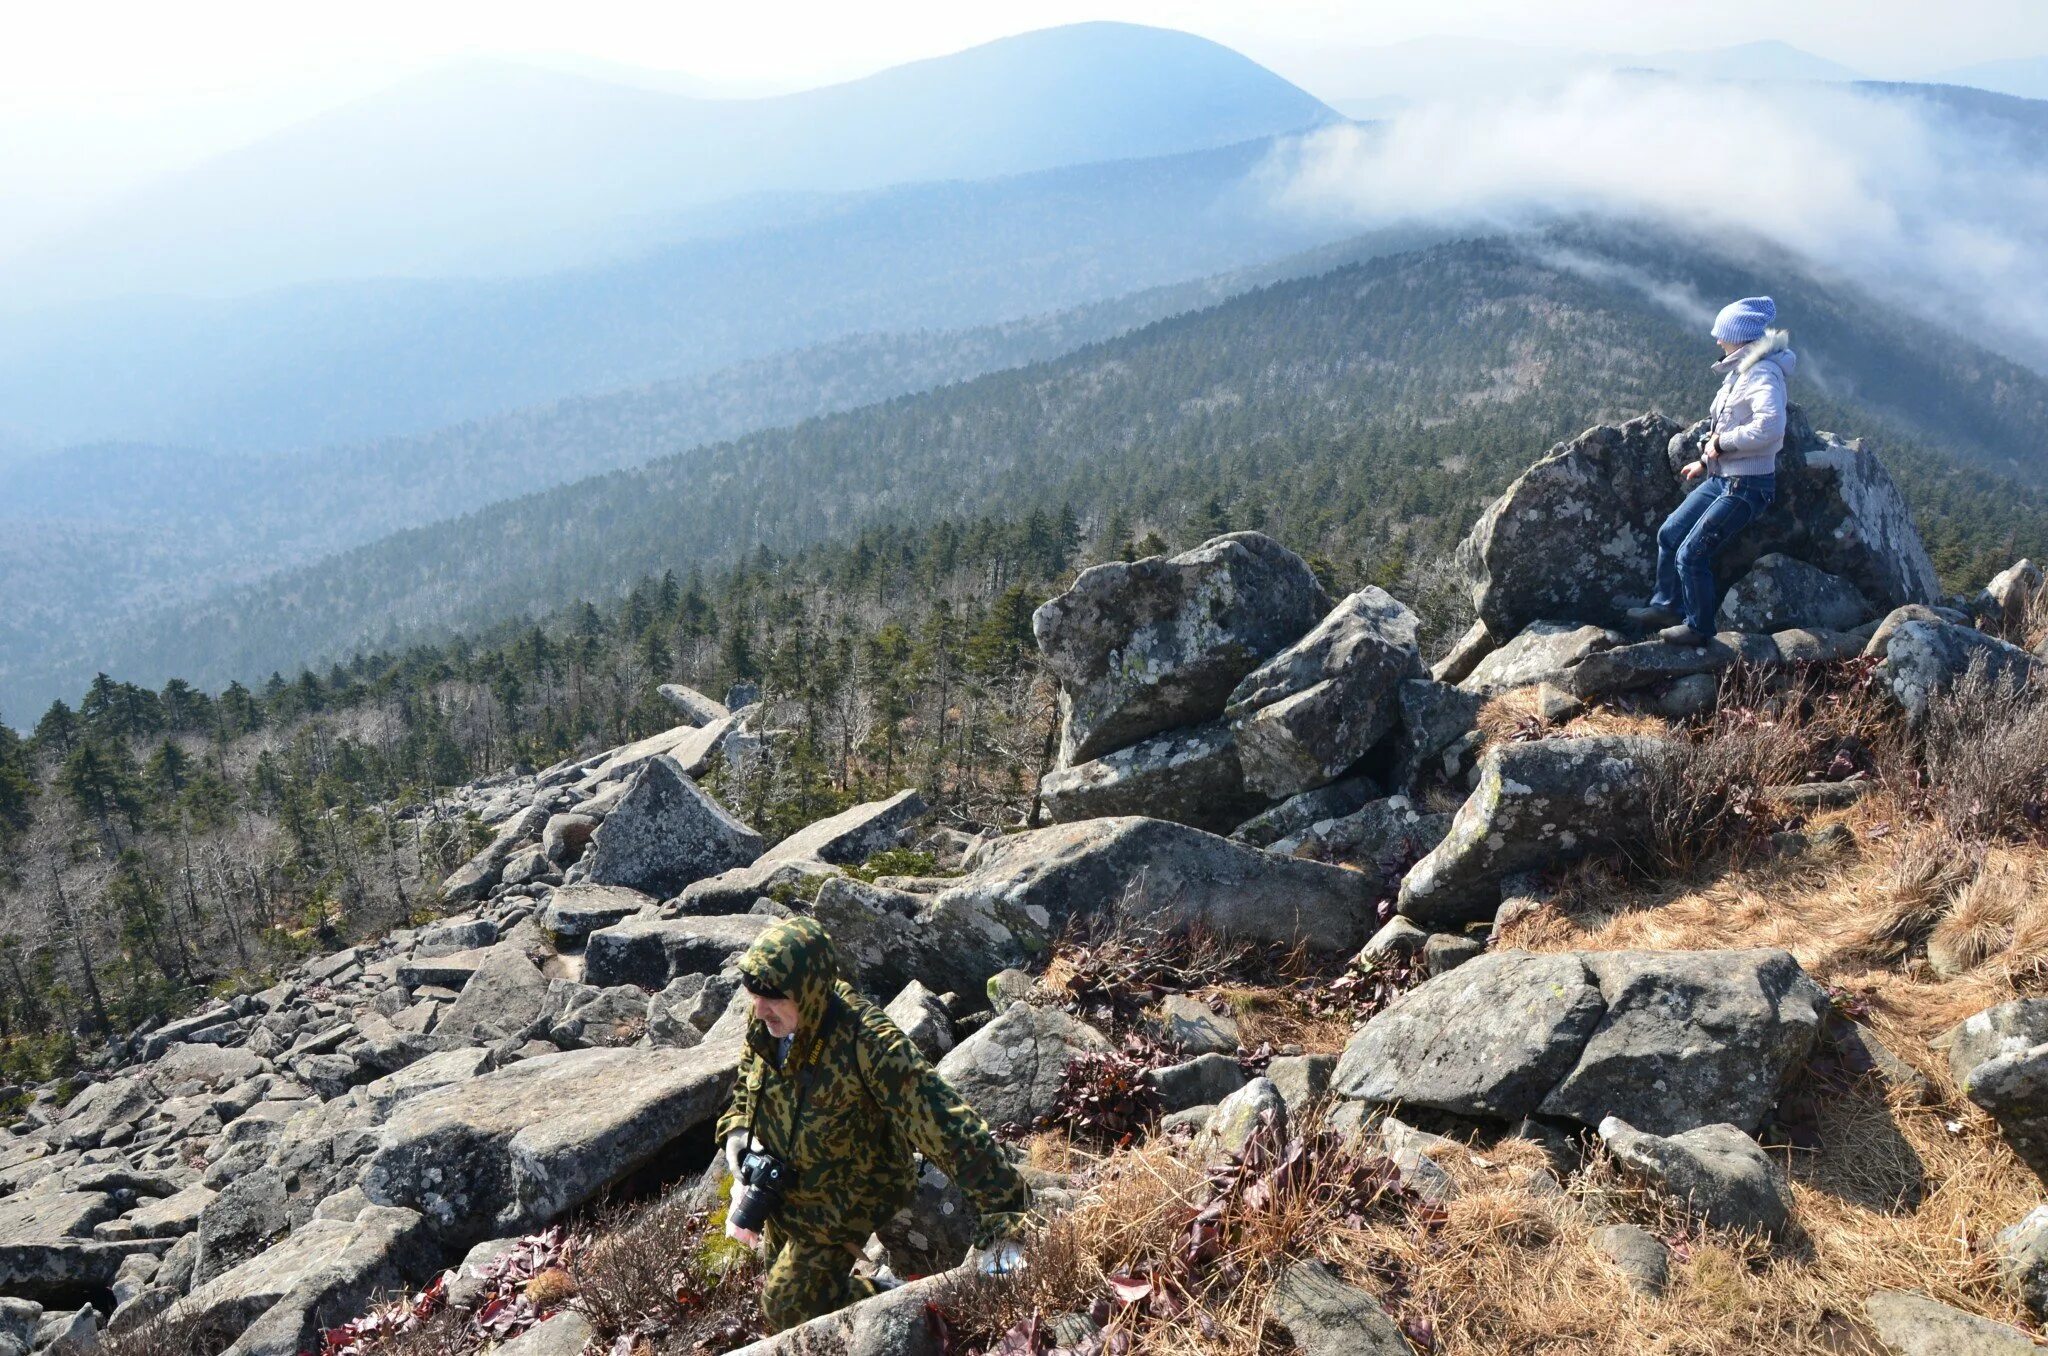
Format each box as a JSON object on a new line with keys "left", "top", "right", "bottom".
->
{"left": 1648, "top": 474, "right": 1776, "bottom": 633}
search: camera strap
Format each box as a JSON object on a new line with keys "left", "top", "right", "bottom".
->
{"left": 748, "top": 994, "right": 842, "bottom": 1155}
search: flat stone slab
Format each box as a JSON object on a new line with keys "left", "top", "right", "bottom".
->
{"left": 582, "top": 915, "right": 770, "bottom": 990}
{"left": 359, "top": 1042, "right": 741, "bottom": 1247}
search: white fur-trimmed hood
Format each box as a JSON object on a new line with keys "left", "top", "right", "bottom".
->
{"left": 1713, "top": 327, "right": 1796, "bottom": 378}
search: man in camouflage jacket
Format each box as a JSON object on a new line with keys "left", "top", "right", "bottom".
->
{"left": 716, "top": 916, "right": 1031, "bottom": 1332}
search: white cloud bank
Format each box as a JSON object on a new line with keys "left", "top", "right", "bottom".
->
{"left": 1264, "top": 74, "right": 2048, "bottom": 367}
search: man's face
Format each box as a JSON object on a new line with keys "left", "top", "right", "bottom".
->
{"left": 753, "top": 991, "right": 802, "bottom": 1038}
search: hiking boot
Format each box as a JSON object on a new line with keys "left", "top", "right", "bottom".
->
{"left": 1626, "top": 605, "right": 1681, "bottom": 628}
{"left": 1658, "top": 623, "right": 1708, "bottom": 646}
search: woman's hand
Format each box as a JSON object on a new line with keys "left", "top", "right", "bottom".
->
{"left": 1681, "top": 459, "right": 1705, "bottom": 481}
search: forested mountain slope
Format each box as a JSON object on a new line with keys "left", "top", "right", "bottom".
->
{"left": 23, "top": 225, "right": 2046, "bottom": 713}
{"left": 0, "top": 228, "right": 1443, "bottom": 721}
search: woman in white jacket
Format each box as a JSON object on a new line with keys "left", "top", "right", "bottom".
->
{"left": 1629, "top": 296, "right": 1799, "bottom": 645}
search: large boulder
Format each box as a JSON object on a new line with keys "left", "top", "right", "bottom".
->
{"left": 1460, "top": 621, "right": 1625, "bottom": 696}
{"left": 582, "top": 915, "right": 769, "bottom": 990}
{"left": 1598, "top": 1118, "right": 1793, "bottom": 1238}
{"left": 581, "top": 755, "right": 764, "bottom": 898}
{"left": 1229, "top": 775, "right": 1380, "bottom": 849}
{"left": 359, "top": 1043, "right": 739, "bottom": 1248}
{"left": 1269, "top": 794, "right": 1454, "bottom": 869}
{"left": 1040, "top": 721, "right": 1265, "bottom": 834}
{"left": 934, "top": 1004, "right": 1112, "bottom": 1131}
{"left": 656, "top": 683, "right": 730, "bottom": 727}
{"left": 1033, "top": 532, "right": 1331, "bottom": 765}
{"left": 1716, "top": 554, "right": 1873, "bottom": 633}
{"left": 941, "top": 817, "right": 1381, "bottom": 952}
{"left": 1226, "top": 586, "right": 1423, "bottom": 798}
{"left": 1334, "top": 948, "right": 1824, "bottom": 1135}
{"left": 171, "top": 1206, "right": 432, "bottom": 1356}
{"left": 1459, "top": 415, "right": 1686, "bottom": 637}
{"left": 811, "top": 880, "right": 1038, "bottom": 1004}
{"left": 1397, "top": 737, "right": 1669, "bottom": 927}
{"left": 433, "top": 945, "right": 553, "bottom": 1048}
{"left": 537, "top": 884, "right": 655, "bottom": 943}
{"left": 1459, "top": 411, "right": 1937, "bottom": 642}
{"left": 1882, "top": 618, "right": 2036, "bottom": 721}
{"left": 673, "top": 789, "right": 927, "bottom": 912}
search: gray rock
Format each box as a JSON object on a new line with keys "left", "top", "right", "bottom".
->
{"left": 1958, "top": 1043, "right": 2048, "bottom": 1183}
{"left": 1335, "top": 950, "right": 1605, "bottom": 1121}
{"left": 1770, "top": 626, "right": 1869, "bottom": 665}
{"left": 1539, "top": 948, "right": 1826, "bottom": 1136}
{"left": 1459, "top": 415, "right": 1690, "bottom": 638}
{"left": 1148, "top": 995, "right": 1238, "bottom": 1056}
{"left": 1230, "top": 775, "right": 1380, "bottom": 848}
{"left": 581, "top": 756, "right": 763, "bottom": 898}
{"left": 1377, "top": 1116, "right": 1460, "bottom": 1202}
{"left": 1041, "top": 720, "right": 1265, "bottom": 834}
{"left": 1148, "top": 1054, "right": 1246, "bottom": 1113}
{"left": 1357, "top": 916, "right": 1429, "bottom": 964}
{"left": 1980, "top": 560, "right": 2043, "bottom": 634}
{"left": 1273, "top": 794, "right": 1454, "bottom": 868}
{"left": 496, "top": 1311, "right": 598, "bottom": 1356}
{"left": 1034, "top": 532, "right": 1331, "bottom": 765}
{"left": 173, "top": 1206, "right": 431, "bottom": 1356}
{"left": 30, "top": 1307, "right": 96, "bottom": 1353}
{"left": 0, "top": 1299, "right": 36, "bottom": 1348}
{"left": 1654, "top": 672, "right": 1721, "bottom": 721}
{"left": 1267, "top": 1259, "right": 1411, "bottom": 1356}
{"left": 1997, "top": 1205, "right": 2048, "bottom": 1319}
{"left": 539, "top": 813, "right": 600, "bottom": 867}
{"left": 54, "top": 1078, "right": 152, "bottom": 1150}
{"left": 583, "top": 915, "right": 769, "bottom": 990}
{"left": 1201, "top": 1078, "right": 1286, "bottom": 1158}
{"left": 360, "top": 1043, "right": 738, "bottom": 1249}
{"left": 1423, "top": 932, "right": 1485, "bottom": 975}
{"left": 442, "top": 805, "right": 549, "bottom": 906}
{"left": 435, "top": 946, "right": 553, "bottom": 1048}
{"left": 1717, "top": 554, "right": 1873, "bottom": 633}
{"left": 1943, "top": 1000, "right": 2048, "bottom": 1087}
{"left": 934, "top": 1005, "right": 1111, "bottom": 1131}
{"left": 876, "top": 1158, "right": 977, "bottom": 1277}
{"left": 1227, "top": 587, "right": 1422, "bottom": 798}
{"left": 1431, "top": 618, "right": 1498, "bottom": 686}
{"left": 1864, "top": 1290, "right": 2044, "bottom": 1356}
{"left": 723, "top": 1266, "right": 962, "bottom": 1356}
{"left": 1265, "top": 1054, "right": 1334, "bottom": 1120}
{"left": 1563, "top": 635, "right": 1740, "bottom": 700}
{"left": 1594, "top": 1223, "right": 1670, "bottom": 1296}
{"left": 656, "top": 684, "right": 730, "bottom": 728}
{"left": 1883, "top": 618, "right": 2035, "bottom": 721}
{"left": 1461, "top": 621, "right": 1626, "bottom": 696}
{"left": 538, "top": 884, "right": 654, "bottom": 942}
{"left": 941, "top": 816, "right": 1379, "bottom": 952}
{"left": 414, "top": 917, "right": 498, "bottom": 958}
{"left": 122, "top": 1184, "right": 215, "bottom": 1239}
{"left": 763, "top": 788, "right": 929, "bottom": 867}
{"left": 499, "top": 845, "right": 555, "bottom": 888}
{"left": 1598, "top": 1118, "right": 1793, "bottom": 1238}
{"left": 1398, "top": 737, "right": 1669, "bottom": 927}
{"left": 811, "top": 880, "right": 1035, "bottom": 1007}
{"left": 549, "top": 985, "right": 652, "bottom": 1049}
{"left": 882, "top": 981, "right": 955, "bottom": 1061}
{"left": 583, "top": 716, "right": 741, "bottom": 786}
{"left": 1391, "top": 679, "right": 1484, "bottom": 793}
{"left": 194, "top": 1169, "right": 288, "bottom": 1285}
{"left": 1338, "top": 948, "right": 1822, "bottom": 1136}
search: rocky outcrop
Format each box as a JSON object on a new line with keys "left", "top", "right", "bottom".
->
{"left": 1039, "top": 722, "right": 1264, "bottom": 834}
{"left": 677, "top": 789, "right": 928, "bottom": 912}
{"left": 1397, "top": 737, "right": 1669, "bottom": 926}
{"left": 1334, "top": 948, "right": 1824, "bottom": 1135}
{"left": 1033, "top": 532, "right": 1330, "bottom": 765}
{"left": 1225, "top": 586, "right": 1422, "bottom": 798}
{"left": 580, "top": 755, "right": 764, "bottom": 898}
{"left": 1945, "top": 1000, "right": 2048, "bottom": 1182}
{"left": 1459, "top": 621, "right": 1625, "bottom": 696}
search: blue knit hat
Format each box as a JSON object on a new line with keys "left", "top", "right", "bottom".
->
{"left": 1712, "top": 296, "right": 1776, "bottom": 344}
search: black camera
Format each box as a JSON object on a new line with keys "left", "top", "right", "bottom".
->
{"left": 729, "top": 1148, "right": 793, "bottom": 1234}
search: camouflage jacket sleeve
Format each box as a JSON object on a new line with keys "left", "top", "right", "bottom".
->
{"left": 716, "top": 1042, "right": 760, "bottom": 1146}
{"left": 857, "top": 1017, "right": 1032, "bottom": 1245}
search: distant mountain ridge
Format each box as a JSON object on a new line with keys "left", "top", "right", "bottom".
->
{"left": 0, "top": 134, "right": 1361, "bottom": 454}
{"left": 0, "top": 22, "right": 1337, "bottom": 308}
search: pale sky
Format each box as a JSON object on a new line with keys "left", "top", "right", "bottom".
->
{"left": 3, "top": 0, "right": 2043, "bottom": 238}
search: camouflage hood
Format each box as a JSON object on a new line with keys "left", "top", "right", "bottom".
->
{"left": 736, "top": 916, "right": 843, "bottom": 1072}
